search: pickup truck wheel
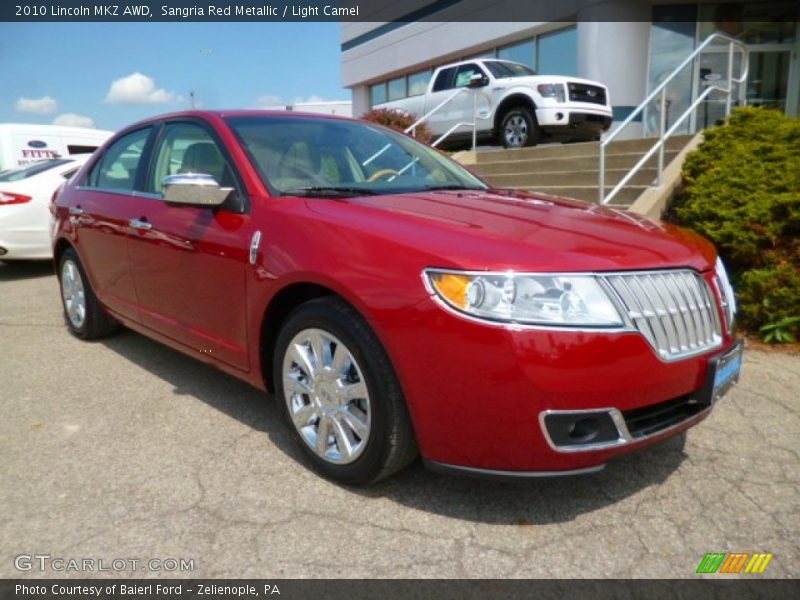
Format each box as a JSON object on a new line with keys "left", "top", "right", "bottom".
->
{"left": 499, "top": 107, "right": 539, "bottom": 148}
{"left": 274, "top": 297, "right": 417, "bottom": 485}
{"left": 58, "top": 248, "right": 118, "bottom": 339}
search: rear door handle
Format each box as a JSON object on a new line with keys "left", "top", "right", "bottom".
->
{"left": 68, "top": 207, "right": 84, "bottom": 215}
{"left": 129, "top": 218, "right": 152, "bottom": 231}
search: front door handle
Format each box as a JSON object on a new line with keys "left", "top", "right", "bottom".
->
{"left": 129, "top": 218, "right": 152, "bottom": 231}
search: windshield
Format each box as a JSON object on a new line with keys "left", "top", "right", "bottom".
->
{"left": 225, "top": 116, "right": 488, "bottom": 196}
{"left": 484, "top": 61, "right": 536, "bottom": 78}
{"left": 0, "top": 159, "right": 72, "bottom": 182}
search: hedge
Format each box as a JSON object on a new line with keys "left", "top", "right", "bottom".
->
{"left": 360, "top": 108, "right": 434, "bottom": 144}
{"left": 671, "top": 107, "right": 800, "bottom": 342}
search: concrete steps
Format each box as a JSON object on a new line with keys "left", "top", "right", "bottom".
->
{"left": 468, "top": 134, "right": 694, "bottom": 207}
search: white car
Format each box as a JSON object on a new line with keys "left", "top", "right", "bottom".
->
{"left": 0, "top": 156, "right": 89, "bottom": 260}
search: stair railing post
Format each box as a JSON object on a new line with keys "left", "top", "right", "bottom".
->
{"left": 658, "top": 88, "right": 666, "bottom": 185}
{"left": 725, "top": 41, "right": 735, "bottom": 117}
{"left": 472, "top": 89, "right": 478, "bottom": 152}
{"left": 599, "top": 144, "right": 606, "bottom": 204}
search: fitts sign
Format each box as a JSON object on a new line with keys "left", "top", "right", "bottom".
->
{"left": 696, "top": 552, "right": 774, "bottom": 574}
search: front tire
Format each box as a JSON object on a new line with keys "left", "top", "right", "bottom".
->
{"left": 499, "top": 107, "right": 539, "bottom": 148}
{"left": 58, "top": 248, "right": 118, "bottom": 339}
{"left": 274, "top": 297, "right": 417, "bottom": 485}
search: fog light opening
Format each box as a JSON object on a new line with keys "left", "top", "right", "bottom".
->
{"left": 555, "top": 112, "right": 564, "bottom": 121}
{"left": 567, "top": 418, "right": 600, "bottom": 442}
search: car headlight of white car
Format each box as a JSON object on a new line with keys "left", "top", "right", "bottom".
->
{"left": 536, "top": 83, "right": 566, "bottom": 103}
{"left": 425, "top": 269, "right": 623, "bottom": 327}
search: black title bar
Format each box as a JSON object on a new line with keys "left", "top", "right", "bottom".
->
{"left": 3, "top": 0, "right": 798, "bottom": 22}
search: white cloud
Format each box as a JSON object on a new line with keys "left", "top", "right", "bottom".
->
{"left": 254, "top": 94, "right": 285, "bottom": 108}
{"left": 52, "top": 113, "right": 95, "bottom": 128}
{"left": 15, "top": 96, "right": 58, "bottom": 114}
{"left": 105, "top": 72, "right": 178, "bottom": 104}
{"left": 294, "top": 95, "right": 331, "bottom": 104}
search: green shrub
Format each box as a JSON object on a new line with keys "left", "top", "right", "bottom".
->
{"left": 672, "top": 107, "right": 800, "bottom": 342}
{"left": 361, "top": 108, "right": 434, "bottom": 144}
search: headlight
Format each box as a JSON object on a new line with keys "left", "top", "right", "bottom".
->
{"left": 537, "top": 83, "right": 566, "bottom": 103}
{"left": 714, "top": 257, "right": 736, "bottom": 331}
{"left": 425, "top": 270, "right": 623, "bottom": 327}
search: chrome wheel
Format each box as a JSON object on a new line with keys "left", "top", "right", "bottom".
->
{"left": 282, "top": 328, "right": 371, "bottom": 465}
{"left": 61, "top": 259, "right": 86, "bottom": 329}
{"left": 504, "top": 114, "right": 529, "bottom": 147}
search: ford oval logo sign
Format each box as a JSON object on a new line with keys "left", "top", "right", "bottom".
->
{"left": 28, "top": 140, "right": 47, "bottom": 148}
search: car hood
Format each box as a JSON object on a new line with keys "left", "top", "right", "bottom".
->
{"left": 304, "top": 189, "right": 716, "bottom": 273}
{"left": 497, "top": 75, "right": 607, "bottom": 88}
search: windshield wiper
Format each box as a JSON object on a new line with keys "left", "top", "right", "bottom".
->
{"left": 423, "top": 184, "right": 485, "bottom": 192}
{"left": 281, "top": 186, "right": 379, "bottom": 197}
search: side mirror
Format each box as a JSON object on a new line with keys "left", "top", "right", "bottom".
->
{"left": 162, "top": 173, "right": 233, "bottom": 207}
{"left": 468, "top": 73, "right": 489, "bottom": 89}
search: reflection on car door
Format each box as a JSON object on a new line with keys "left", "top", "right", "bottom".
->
{"left": 126, "top": 121, "right": 251, "bottom": 371}
{"left": 73, "top": 126, "right": 154, "bottom": 322}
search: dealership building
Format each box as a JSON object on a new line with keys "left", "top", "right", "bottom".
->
{"left": 341, "top": 1, "right": 799, "bottom": 136}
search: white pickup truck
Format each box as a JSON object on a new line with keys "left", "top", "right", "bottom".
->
{"left": 374, "top": 59, "right": 613, "bottom": 148}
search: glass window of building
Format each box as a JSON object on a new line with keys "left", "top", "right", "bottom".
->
{"left": 387, "top": 77, "right": 407, "bottom": 101}
{"left": 698, "top": 1, "right": 797, "bottom": 44}
{"left": 645, "top": 5, "right": 697, "bottom": 135}
{"left": 498, "top": 38, "right": 536, "bottom": 70}
{"left": 463, "top": 50, "right": 497, "bottom": 61}
{"left": 370, "top": 82, "right": 387, "bottom": 107}
{"left": 537, "top": 26, "right": 578, "bottom": 76}
{"left": 408, "top": 70, "right": 432, "bottom": 96}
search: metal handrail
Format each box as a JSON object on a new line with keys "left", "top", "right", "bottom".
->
{"left": 599, "top": 32, "right": 749, "bottom": 204}
{"left": 405, "top": 86, "right": 491, "bottom": 150}
{"left": 360, "top": 88, "right": 487, "bottom": 169}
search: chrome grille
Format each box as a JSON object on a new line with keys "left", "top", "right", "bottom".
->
{"left": 603, "top": 270, "right": 722, "bottom": 360}
{"left": 568, "top": 82, "right": 607, "bottom": 105}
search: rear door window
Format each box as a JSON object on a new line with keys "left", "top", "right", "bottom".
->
{"left": 431, "top": 67, "right": 457, "bottom": 92}
{"left": 85, "top": 127, "right": 152, "bottom": 193}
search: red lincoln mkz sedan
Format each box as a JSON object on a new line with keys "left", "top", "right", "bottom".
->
{"left": 52, "top": 110, "right": 742, "bottom": 484}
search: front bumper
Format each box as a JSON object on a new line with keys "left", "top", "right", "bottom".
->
{"left": 536, "top": 106, "right": 613, "bottom": 134}
{"left": 380, "top": 295, "right": 737, "bottom": 474}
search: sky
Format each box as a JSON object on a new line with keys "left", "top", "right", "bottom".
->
{"left": 0, "top": 22, "right": 346, "bottom": 132}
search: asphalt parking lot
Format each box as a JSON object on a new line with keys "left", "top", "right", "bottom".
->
{"left": 1, "top": 260, "right": 798, "bottom": 579}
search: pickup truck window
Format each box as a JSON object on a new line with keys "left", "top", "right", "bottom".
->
{"left": 226, "top": 115, "right": 487, "bottom": 196}
{"left": 453, "top": 63, "right": 486, "bottom": 88}
{"left": 431, "top": 67, "right": 457, "bottom": 92}
{"left": 484, "top": 61, "right": 536, "bottom": 79}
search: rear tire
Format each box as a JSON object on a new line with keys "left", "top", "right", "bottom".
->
{"left": 58, "top": 248, "right": 118, "bottom": 339}
{"left": 274, "top": 297, "right": 417, "bottom": 485}
{"left": 499, "top": 107, "right": 539, "bottom": 148}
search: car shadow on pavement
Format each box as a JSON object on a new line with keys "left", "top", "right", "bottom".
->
{"left": 101, "top": 328, "right": 688, "bottom": 526}
{"left": 0, "top": 260, "right": 54, "bottom": 281}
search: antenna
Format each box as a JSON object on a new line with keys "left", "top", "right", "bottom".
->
{"left": 190, "top": 91, "right": 196, "bottom": 109}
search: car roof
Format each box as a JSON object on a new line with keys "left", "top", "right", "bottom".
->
{"left": 119, "top": 109, "right": 355, "bottom": 132}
